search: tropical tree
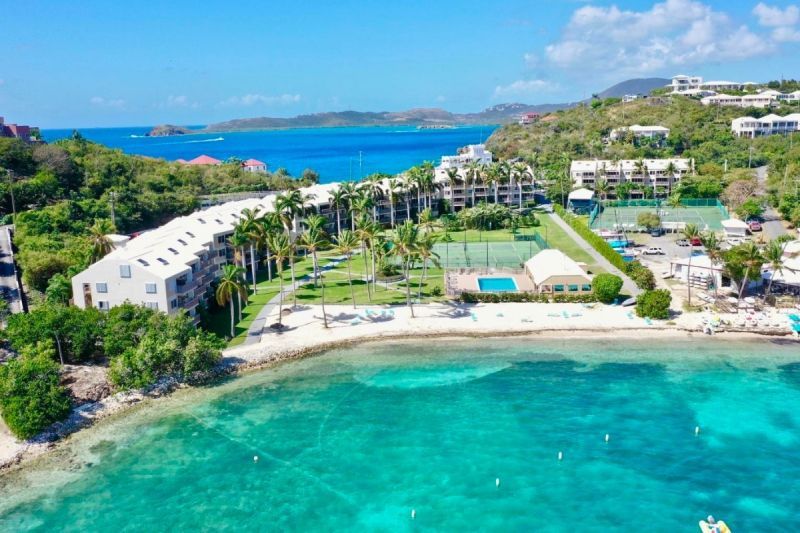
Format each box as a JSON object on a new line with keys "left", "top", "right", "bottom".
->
{"left": 387, "top": 177, "right": 402, "bottom": 228}
{"left": 333, "top": 230, "right": 360, "bottom": 308}
{"left": 485, "top": 163, "right": 501, "bottom": 204}
{"left": 418, "top": 208, "right": 438, "bottom": 234}
{"left": 465, "top": 161, "right": 482, "bottom": 208}
{"left": 88, "top": 219, "right": 116, "bottom": 263}
{"left": 724, "top": 242, "right": 764, "bottom": 304}
{"left": 763, "top": 238, "right": 787, "bottom": 298}
{"left": 265, "top": 233, "right": 292, "bottom": 327}
{"left": 354, "top": 214, "right": 375, "bottom": 301}
{"left": 228, "top": 230, "right": 249, "bottom": 320}
{"left": 329, "top": 186, "right": 349, "bottom": 236}
{"left": 339, "top": 181, "right": 359, "bottom": 230}
{"left": 216, "top": 264, "right": 247, "bottom": 338}
{"left": 391, "top": 220, "right": 419, "bottom": 317}
{"left": 400, "top": 173, "right": 416, "bottom": 223}
{"left": 360, "top": 173, "right": 386, "bottom": 222}
{"left": 682, "top": 223, "right": 700, "bottom": 306}
{"left": 667, "top": 193, "right": 683, "bottom": 229}
{"left": 255, "top": 211, "right": 282, "bottom": 282}
{"left": 594, "top": 178, "right": 610, "bottom": 204}
{"left": 303, "top": 214, "right": 329, "bottom": 285}
{"left": 664, "top": 161, "right": 678, "bottom": 196}
{"left": 699, "top": 231, "right": 722, "bottom": 296}
{"left": 420, "top": 161, "right": 435, "bottom": 209}
{"left": 445, "top": 167, "right": 461, "bottom": 213}
{"left": 512, "top": 161, "right": 531, "bottom": 209}
{"left": 239, "top": 207, "right": 261, "bottom": 290}
{"left": 416, "top": 234, "right": 441, "bottom": 299}
{"left": 298, "top": 227, "right": 330, "bottom": 328}
{"left": 633, "top": 159, "right": 648, "bottom": 198}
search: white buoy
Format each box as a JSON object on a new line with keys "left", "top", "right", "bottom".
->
{"left": 496, "top": 478, "right": 500, "bottom": 487}
{"left": 411, "top": 509, "right": 416, "bottom": 520}
{"left": 605, "top": 433, "right": 610, "bottom": 443}
{"left": 253, "top": 455, "right": 259, "bottom": 462}
{"left": 558, "top": 451, "right": 563, "bottom": 461}
{"left": 695, "top": 426, "right": 700, "bottom": 436}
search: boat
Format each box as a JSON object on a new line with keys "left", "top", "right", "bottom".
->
{"left": 620, "top": 297, "right": 636, "bottom": 307}
{"left": 699, "top": 519, "right": 731, "bottom": 533}
{"left": 417, "top": 124, "right": 454, "bottom": 130}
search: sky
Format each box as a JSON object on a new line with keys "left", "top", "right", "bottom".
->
{"left": 2, "top": 0, "right": 800, "bottom": 128}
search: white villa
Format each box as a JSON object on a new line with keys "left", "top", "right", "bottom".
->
{"left": 701, "top": 90, "right": 782, "bottom": 109}
{"left": 721, "top": 218, "right": 750, "bottom": 238}
{"left": 668, "top": 75, "right": 758, "bottom": 94}
{"left": 731, "top": 113, "right": 800, "bottom": 138}
{"left": 438, "top": 144, "right": 493, "bottom": 169}
{"left": 242, "top": 159, "right": 267, "bottom": 173}
{"left": 570, "top": 158, "right": 693, "bottom": 197}
{"left": 609, "top": 125, "right": 669, "bottom": 141}
{"left": 524, "top": 249, "right": 593, "bottom": 295}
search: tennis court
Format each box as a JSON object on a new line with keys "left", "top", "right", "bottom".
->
{"left": 591, "top": 205, "right": 726, "bottom": 232}
{"left": 434, "top": 240, "right": 543, "bottom": 268}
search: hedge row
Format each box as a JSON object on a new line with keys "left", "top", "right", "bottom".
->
{"left": 553, "top": 205, "right": 657, "bottom": 290}
{"left": 459, "top": 292, "right": 597, "bottom": 304}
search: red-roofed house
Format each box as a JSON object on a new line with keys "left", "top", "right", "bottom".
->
{"left": 241, "top": 158, "right": 267, "bottom": 173}
{"left": 185, "top": 155, "right": 222, "bottom": 165}
{"left": 0, "top": 116, "right": 36, "bottom": 142}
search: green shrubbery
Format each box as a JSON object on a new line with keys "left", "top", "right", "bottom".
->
{"left": 458, "top": 291, "right": 596, "bottom": 304}
{"left": 5, "top": 305, "right": 103, "bottom": 363}
{"left": 625, "top": 261, "right": 657, "bottom": 290}
{"left": 592, "top": 273, "right": 623, "bottom": 304}
{"left": 636, "top": 289, "right": 672, "bottom": 319}
{"left": 554, "top": 205, "right": 628, "bottom": 271}
{"left": 0, "top": 342, "right": 72, "bottom": 439}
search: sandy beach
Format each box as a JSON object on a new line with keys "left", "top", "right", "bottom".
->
{"left": 1, "top": 301, "right": 796, "bottom": 472}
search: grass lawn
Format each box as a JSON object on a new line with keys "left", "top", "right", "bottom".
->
{"left": 533, "top": 215, "right": 605, "bottom": 274}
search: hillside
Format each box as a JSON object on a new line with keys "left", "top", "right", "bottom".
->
{"left": 596, "top": 78, "right": 669, "bottom": 98}
{"left": 146, "top": 124, "right": 193, "bottom": 136}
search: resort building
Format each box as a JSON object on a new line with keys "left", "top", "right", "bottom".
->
{"left": 438, "top": 144, "right": 493, "bottom": 169}
{"left": 721, "top": 218, "right": 750, "bottom": 239}
{"left": 701, "top": 91, "right": 781, "bottom": 109}
{"left": 183, "top": 155, "right": 223, "bottom": 165}
{"left": 241, "top": 159, "right": 267, "bottom": 173}
{"left": 668, "top": 75, "right": 758, "bottom": 94}
{"left": 669, "top": 255, "right": 727, "bottom": 292}
{"left": 609, "top": 125, "right": 669, "bottom": 142}
{"left": 622, "top": 94, "right": 641, "bottom": 103}
{"left": 0, "top": 116, "right": 36, "bottom": 142}
{"left": 524, "top": 249, "right": 593, "bottom": 294}
{"left": 669, "top": 75, "right": 704, "bottom": 93}
{"left": 570, "top": 158, "right": 693, "bottom": 198}
{"left": 777, "top": 91, "right": 800, "bottom": 103}
{"left": 731, "top": 113, "right": 800, "bottom": 138}
{"left": 566, "top": 188, "right": 595, "bottom": 214}
{"left": 518, "top": 112, "right": 540, "bottom": 125}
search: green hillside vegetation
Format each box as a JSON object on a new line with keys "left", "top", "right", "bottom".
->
{"left": 487, "top": 95, "right": 800, "bottom": 222}
{"left": 0, "top": 133, "right": 315, "bottom": 295}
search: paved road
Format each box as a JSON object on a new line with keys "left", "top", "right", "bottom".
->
{"left": 755, "top": 165, "right": 790, "bottom": 241}
{"left": 0, "top": 226, "right": 24, "bottom": 315}
{"left": 549, "top": 213, "right": 641, "bottom": 296}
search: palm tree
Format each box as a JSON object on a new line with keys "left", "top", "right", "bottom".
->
{"left": 265, "top": 233, "right": 292, "bottom": 327}
{"left": 334, "top": 230, "right": 360, "bottom": 309}
{"left": 229, "top": 230, "right": 249, "bottom": 320}
{"left": 89, "top": 219, "right": 116, "bottom": 263}
{"left": 360, "top": 218, "right": 382, "bottom": 293}
{"left": 354, "top": 214, "right": 374, "bottom": 301}
{"left": 329, "top": 186, "right": 349, "bottom": 236}
{"left": 216, "top": 264, "right": 247, "bottom": 338}
{"left": 465, "top": 161, "right": 481, "bottom": 208}
{"left": 594, "top": 178, "right": 610, "bottom": 204}
{"left": 512, "top": 162, "right": 531, "bottom": 209}
{"left": 275, "top": 190, "right": 305, "bottom": 235}
{"left": 298, "top": 227, "right": 330, "bottom": 328}
{"left": 499, "top": 161, "right": 512, "bottom": 206}
{"left": 699, "top": 231, "right": 722, "bottom": 296}
{"left": 485, "top": 164, "right": 500, "bottom": 204}
{"left": 400, "top": 173, "right": 416, "bottom": 222}
{"left": 667, "top": 193, "right": 683, "bottom": 231}
{"left": 339, "top": 181, "right": 359, "bottom": 230}
{"left": 239, "top": 207, "right": 261, "bottom": 291}
{"left": 391, "top": 220, "right": 419, "bottom": 317}
{"left": 387, "top": 177, "right": 402, "bottom": 228}
{"left": 633, "top": 159, "right": 648, "bottom": 199}
{"left": 763, "top": 239, "right": 786, "bottom": 298}
{"left": 420, "top": 161, "right": 435, "bottom": 210}
{"left": 445, "top": 167, "right": 461, "bottom": 213}
{"left": 682, "top": 223, "right": 700, "bottom": 306}
{"left": 664, "top": 161, "right": 678, "bottom": 196}
{"left": 361, "top": 173, "right": 386, "bottom": 222}
{"left": 304, "top": 214, "right": 329, "bottom": 285}
{"left": 735, "top": 242, "right": 764, "bottom": 304}
{"left": 255, "top": 212, "right": 282, "bottom": 282}
{"left": 418, "top": 208, "right": 438, "bottom": 234}
{"left": 416, "top": 234, "right": 441, "bottom": 299}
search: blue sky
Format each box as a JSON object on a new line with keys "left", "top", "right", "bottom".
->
{"left": 2, "top": 0, "right": 800, "bottom": 128}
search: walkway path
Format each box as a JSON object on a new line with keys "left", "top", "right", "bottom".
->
{"left": 755, "top": 166, "right": 790, "bottom": 241}
{"left": 549, "top": 213, "right": 641, "bottom": 296}
{"left": 0, "top": 226, "right": 24, "bottom": 315}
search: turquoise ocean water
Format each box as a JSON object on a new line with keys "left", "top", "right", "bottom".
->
{"left": 41, "top": 125, "right": 496, "bottom": 183}
{"left": 1, "top": 336, "right": 799, "bottom": 531}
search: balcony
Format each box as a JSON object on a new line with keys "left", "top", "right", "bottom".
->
{"left": 175, "top": 279, "right": 198, "bottom": 294}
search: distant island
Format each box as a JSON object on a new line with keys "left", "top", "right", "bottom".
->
{"left": 146, "top": 78, "right": 669, "bottom": 135}
{"left": 146, "top": 124, "right": 194, "bottom": 137}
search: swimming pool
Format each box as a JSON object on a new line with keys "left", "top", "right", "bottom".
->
{"left": 477, "top": 277, "right": 518, "bottom": 292}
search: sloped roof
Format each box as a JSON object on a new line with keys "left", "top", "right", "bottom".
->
{"left": 242, "top": 158, "right": 266, "bottom": 167}
{"left": 568, "top": 188, "right": 595, "bottom": 201}
{"left": 524, "top": 249, "right": 591, "bottom": 285}
{"left": 186, "top": 154, "right": 222, "bottom": 165}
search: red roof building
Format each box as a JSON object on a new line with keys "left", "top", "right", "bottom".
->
{"left": 0, "top": 116, "right": 36, "bottom": 142}
{"left": 185, "top": 155, "right": 222, "bottom": 165}
{"left": 241, "top": 158, "right": 267, "bottom": 173}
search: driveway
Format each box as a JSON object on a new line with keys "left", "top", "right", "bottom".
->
{"left": 754, "top": 165, "right": 790, "bottom": 241}
{"left": 0, "top": 226, "right": 24, "bottom": 314}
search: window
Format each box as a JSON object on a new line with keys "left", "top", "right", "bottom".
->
{"left": 137, "top": 258, "right": 149, "bottom": 266}
{"left": 97, "top": 301, "right": 110, "bottom": 310}
{"left": 156, "top": 258, "right": 169, "bottom": 265}
{"left": 119, "top": 265, "right": 131, "bottom": 278}
{"left": 554, "top": 284, "right": 565, "bottom": 292}
{"left": 95, "top": 282, "right": 108, "bottom": 293}
{"left": 145, "top": 283, "right": 157, "bottom": 294}
{"left": 582, "top": 284, "right": 592, "bottom": 292}
{"left": 145, "top": 302, "right": 158, "bottom": 310}
{"left": 569, "top": 284, "right": 579, "bottom": 292}
{"left": 170, "top": 299, "right": 178, "bottom": 309}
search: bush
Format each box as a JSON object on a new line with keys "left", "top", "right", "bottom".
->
{"left": 458, "top": 291, "right": 595, "bottom": 304}
{"left": 4, "top": 304, "right": 102, "bottom": 363}
{"left": 592, "top": 273, "right": 623, "bottom": 303}
{"left": 636, "top": 212, "right": 661, "bottom": 230}
{"left": 636, "top": 289, "right": 671, "bottom": 319}
{"left": 0, "top": 342, "right": 72, "bottom": 439}
{"left": 553, "top": 204, "right": 627, "bottom": 271}
{"left": 625, "top": 261, "right": 657, "bottom": 290}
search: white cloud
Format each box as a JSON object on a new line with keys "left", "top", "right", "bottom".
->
{"left": 89, "top": 96, "right": 125, "bottom": 108}
{"left": 542, "top": 0, "right": 779, "bottom": 77}
{"left": 435, "top": 95, "right": 446, "bottom": 103}
{"left": 523, "top": 52, "right": 538, "bottom": 67}
{"left": 493, "top": 79, "right": 558, "bottom": 100}
{"left": 753, "top": 2, "right": 799, "bottom": 27}
{"left": 753, "top": 3, "right": 800, "bottom": 42}
{"left": 164, "top": 95, "right": 199, "bottom": 109}
{"left": 218, "top": 93, "right": 301, "bottom": 107}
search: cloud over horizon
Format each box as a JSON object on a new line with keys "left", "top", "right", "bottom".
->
{"left": 218, "top": 93, "right": 301, "bottom": 107}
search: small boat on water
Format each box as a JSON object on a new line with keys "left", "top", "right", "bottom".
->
{"left": 699, "top": 517, "right": 731, "bottom": 533}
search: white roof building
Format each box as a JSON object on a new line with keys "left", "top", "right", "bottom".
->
{"left": 609, "top": 125, "right": 670, "bottom": 141}
{"left": 721, "top": 218, "right": 749, "bottom": 238}
{"left": 731, "top": 113, "right": 800, "bottom": 138}
{"left": 523, "top": 249, "right": 592, "bottom": 293}
{"left": 702, "top": 90, "right": 781, "bottom": 109}
{"left": 567, "top": 188, "right": 595, "bottom": 201}
{"left": 438, "top": 144, "right": 493, "bottom": 169}
{"left": 570, "top": 158, "right": 692, "bottom": 194}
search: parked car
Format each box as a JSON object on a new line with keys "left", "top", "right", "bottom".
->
{"left": 690, "top": 236, "right": 702, "bottom": 246}
{"left": 748, "top": 220, "right": 762, "bottom": 232}
{"left": 727, "top": 237, "right": 747, "bottom": 246}
{"left": 649, "top": 228, "right": 665, "bottom": 237}
{"left": 676, "top": 239, "right": 690, "bottom": 247}
{"left": 642, "top": 247, "right": 665, "bottom": 255}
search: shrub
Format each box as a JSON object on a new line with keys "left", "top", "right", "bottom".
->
{"left": 625, "top": 261, "right": 657, "bottom": 290}
{"left": 636, "top": 212, "right": 661, "bottom": 230}
{"left": 431, "top": 286, "right": 443, "bottom": 297}
{"left": 636, "top": 289, "right": 672, "bottom": 319}
{"left": 592, "top": 273, "right": 623, "bottom": 303}
{"left": 458, "top": 291, "right": 595, "bottom": 304}
{"left": 5, "top": 304, "right": 102, "bottom": 363}
{"left": 0, "top": 342, "right": 72, "bottom": 439}
{"left": 553, "top": 205, "right": 628, "bottom": 271}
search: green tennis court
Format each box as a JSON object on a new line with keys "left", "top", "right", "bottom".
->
{"left": 433, "top": 240, "right": 543, "bottom": 268}
{"left": 591, "top": 205, "right": 726, "bottom": 231}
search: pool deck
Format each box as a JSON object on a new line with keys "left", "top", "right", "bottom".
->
{"left": 448, "top": 272, "right": 535, "bottom": 293}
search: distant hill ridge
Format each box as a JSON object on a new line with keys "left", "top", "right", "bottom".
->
{"left": 161, "top": 78, "right": 671, "bottom": 134}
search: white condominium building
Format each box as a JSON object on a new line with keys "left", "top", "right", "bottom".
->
{"left": 570, "top": 158, "right": 693, "bottom": 197}
{"left": 438, "top": 144, "right": 493, "bottom": 169}
{"left": 609, "top": 125, "right": 669, "bottom": 141}
{"left": 669, "top": 75, "right": 704, "bottom": 93}
{"left": 701, "top": 90, "right": 782, "bottom": 108}
{"left": 668, "top": 75, "right": 758, "bottom": 94}
{"left": 731, "top": 113, "right": 800, "bottom": 138}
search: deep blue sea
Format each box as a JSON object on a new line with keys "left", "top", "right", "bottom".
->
{"left": 41, "top": 125, "right": 496, "bottom": 183}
